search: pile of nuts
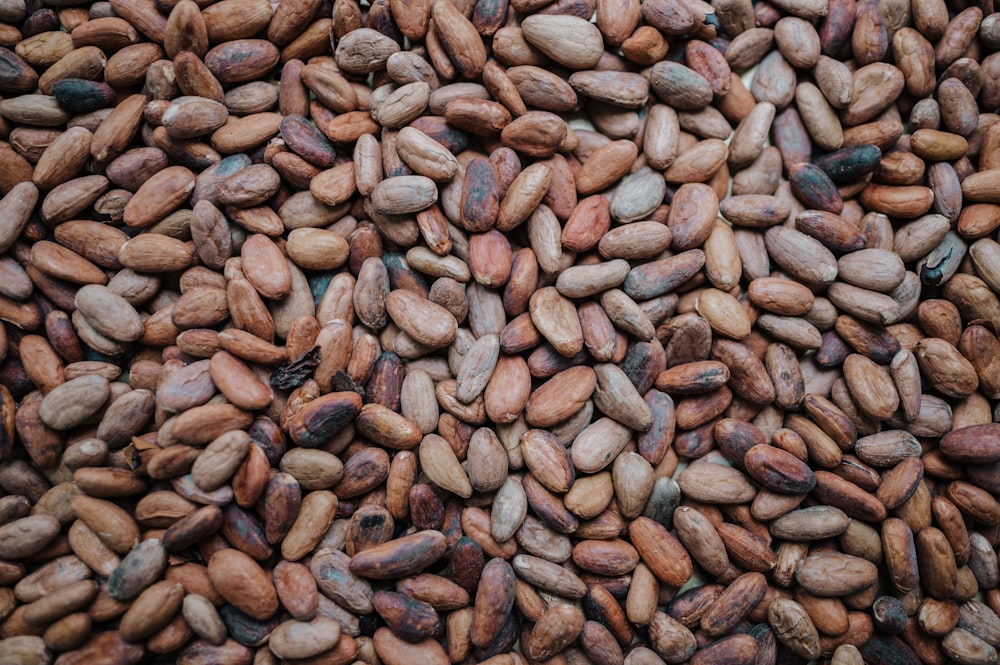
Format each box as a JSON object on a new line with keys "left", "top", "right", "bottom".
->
{"left": 3, "top": 0, "right": 1000, "bottom": 663}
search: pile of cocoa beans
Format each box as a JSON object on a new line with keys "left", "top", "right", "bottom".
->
{"left": 3, "top": 0, "right": 1000, "bottom": 664}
